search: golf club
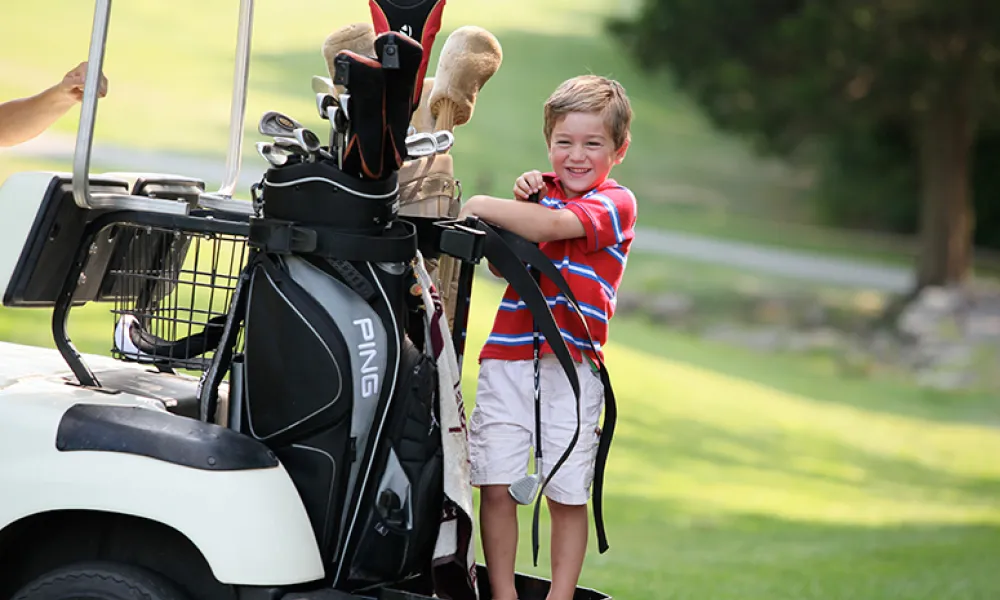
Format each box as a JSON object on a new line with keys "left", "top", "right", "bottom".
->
{"left": 272, "top": 136, "right": 312, "bottom": 158}
{"left": 405, "top": 132, "right": 438, "bottom": 158}
{"left": 316, "top": 93, "right": 336, "bottom": 120}
{"left": 311, "top": 75, "right": 335, "bottom": 95}
{"left": 292, "top": 127, "right": 322, "bottom": 153}
{"left": 509, "top": 312, "right": 544, "bottom": 505}
{"left": 256, "top": 141, "right": 290, "bottom": 167}
{"left": 433, "top": 130, "right": 455, "bottom": 153}
{"left": 258, "top": 110, "right": 304, "bottom": 137}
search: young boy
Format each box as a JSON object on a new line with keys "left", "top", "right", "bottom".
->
{"left": 457, "top": 75, "right": 635, "bottom": 600}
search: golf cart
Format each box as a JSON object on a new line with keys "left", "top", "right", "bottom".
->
{"left": 0, "top": 1, "right": 613, "bottom": 599}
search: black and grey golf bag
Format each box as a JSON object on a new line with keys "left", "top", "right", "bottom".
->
{"left": 234, "top": 159, "right": 444, "bottom": 591}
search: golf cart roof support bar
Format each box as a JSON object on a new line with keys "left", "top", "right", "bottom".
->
{"left": 73, "top": 0, "right": 188, "bottom": 215}
{"left": 198, "top": 0, "right": 257, "bottom": 217}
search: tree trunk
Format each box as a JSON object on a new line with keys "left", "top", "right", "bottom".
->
{"left": 914, "top": 92, "right": 977, "bottom": 289}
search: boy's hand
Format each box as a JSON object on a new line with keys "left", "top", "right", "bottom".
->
{"left": 60, "top": 61, "right": 108, "bottom": 102}
{"left": 513, "top": 170, "right": 546, "bottom": 201}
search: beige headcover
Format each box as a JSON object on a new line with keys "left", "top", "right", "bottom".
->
{"left": 322, "top": 23, "right": 377, "bottom": 96}
{"left": 428, "top": 26, "right": 503, "bottom": 132}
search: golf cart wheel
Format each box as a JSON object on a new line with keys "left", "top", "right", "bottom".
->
{"left": 12, "top": 561, "right": 187, "bottom": 600}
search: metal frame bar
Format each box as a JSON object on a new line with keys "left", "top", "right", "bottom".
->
{"left": 199, "top": 0, "right": 257, "bottom": 215}
{"left": 73, "top": 0, "right": 257, "bottom": 217}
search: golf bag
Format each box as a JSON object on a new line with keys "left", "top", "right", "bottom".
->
{"left": 235, "top": 160, "right": 444, "bottom": 591}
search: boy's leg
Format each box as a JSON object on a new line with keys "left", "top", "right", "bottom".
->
{"left": 538, "top": 356, "right": 605, "bottom": 600}
{"left": 547, "top": 499, "right": 589, "bottom": 600}
{"left": 469, "top": 359, "right": 534, "bottom": 600}
{"left": 480, "top": 485, "right": 520, "bottom": 600}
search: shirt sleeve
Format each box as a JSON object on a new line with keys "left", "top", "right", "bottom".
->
{"left": 563, "top": 186, "right": 637, "bottom": 252}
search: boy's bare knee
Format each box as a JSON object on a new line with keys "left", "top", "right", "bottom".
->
{"left": 481, "top": 484, "right": 516, "bottom": 504}
{"left": 545, "top": 497, "right": 588, "bottom": 515}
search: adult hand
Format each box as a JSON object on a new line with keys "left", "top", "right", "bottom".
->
{"left": 60, "top": 61, "right": 108, "bottom": 102}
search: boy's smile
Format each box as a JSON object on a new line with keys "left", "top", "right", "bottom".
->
{"left": 547, "top": 111, "right": 626, "bottom": 197}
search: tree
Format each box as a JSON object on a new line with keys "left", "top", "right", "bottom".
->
{"left": 610, "top": 0, "right": 1000, "bottom": 288}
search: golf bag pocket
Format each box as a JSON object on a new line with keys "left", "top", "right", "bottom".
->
{"left": 344, "top": 340, "right": 443, "bottom": 584}
{"left": 243, "top": 255, "right": 355, "bottom": 444}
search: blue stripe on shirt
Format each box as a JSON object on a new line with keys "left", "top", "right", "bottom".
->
{"left": 584, "top": 191, "right": 624, "bottom": 244}
{"left": 499, "top": 295, "right": 609, "bottom": 323}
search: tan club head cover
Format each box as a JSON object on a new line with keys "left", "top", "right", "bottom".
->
{"left": 429, "top": 26, "right": 503, "bottom": 132}
{"left": 322, "top": 23, "right": 377, "bottom": 96}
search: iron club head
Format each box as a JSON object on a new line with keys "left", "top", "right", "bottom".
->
{"left": 508, "top": 473, "right": 540, "bottom": 505}
{"left": 259, "top": 111, "right": 304, "bottom": 137}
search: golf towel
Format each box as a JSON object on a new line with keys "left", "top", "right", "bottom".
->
{"left": 414, "top": 252, "right": 479, "bottom": 600}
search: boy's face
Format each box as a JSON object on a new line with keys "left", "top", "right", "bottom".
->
{"left": 547, "top": 111, "right": 625, "bottom": 197}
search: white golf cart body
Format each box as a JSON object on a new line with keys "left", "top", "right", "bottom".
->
{"left": 0, "top": 341, "right": 324, "bottom": 587}
{"left": 0, "top": 0, "right": 329, "bottom": 595}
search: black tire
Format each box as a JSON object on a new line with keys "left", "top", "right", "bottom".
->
{"left": 12, "top": 561, "right": 188, "bottom": 600}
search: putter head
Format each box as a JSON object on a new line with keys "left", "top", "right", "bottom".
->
{"left": 508, "top": 474, "right": 540, "bottom": 505}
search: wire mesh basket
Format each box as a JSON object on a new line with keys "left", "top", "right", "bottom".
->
{"left": 106, "top": 223, "right": 249, "bottom": 371}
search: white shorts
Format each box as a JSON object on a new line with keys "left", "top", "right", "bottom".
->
{"left": 469, "top": 356, "right": 604, "bottom": 505}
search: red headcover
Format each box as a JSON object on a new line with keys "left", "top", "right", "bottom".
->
{"left": 368, "top": 0, "right": 446, "bottom": 105}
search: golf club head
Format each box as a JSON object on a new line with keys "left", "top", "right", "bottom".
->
{"left": 256, "top": 142, "right": 289, "bottom": 167}
{"left": 405, "top": 131, "right": 438, "bottom": 158}
{"left": 259, "top": 111, "right": 304, "bottom": 137}
{"left": 316, "top": 93, "right": 336, "bottom": 120}
{"left": 508, "top": 474, "right": 540, "bottom": 505}
{"left": 272, "top": 136, "right": 311, "bottom": 157}
{"left": 293, "top": 127, "right": 322, "bottom": 152}
{"left": 312, "top": 75, "right": 335, "bottom": 95}
{"left": 434, "top": 130, "right": 455, "bottom": 153}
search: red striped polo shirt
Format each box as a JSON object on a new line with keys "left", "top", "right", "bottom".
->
{"left": 479, "top": 173, "right": 637, "bottom": 364}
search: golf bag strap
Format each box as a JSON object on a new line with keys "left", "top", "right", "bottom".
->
{"left": 249, "top": 219, "right": 417, "bottom": 263}
{"left": 495, "top": 228, "right": 616, "bottom": 554}
{"left": 478, "top": 223, "right": 582, "bottom": 567}
{"left": 124, "top": 314, "right": 229, "bottom": 360}
{"left": 198, "top": 261, "right": 252, "bottom": 422}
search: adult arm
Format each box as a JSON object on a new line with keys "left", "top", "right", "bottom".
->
{"left": 0, "top": 62, "right": 108, "bottom": 147}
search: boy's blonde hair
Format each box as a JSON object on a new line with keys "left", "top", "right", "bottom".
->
{"left": 543, "top": 75, "right": 632, "bottom": 152}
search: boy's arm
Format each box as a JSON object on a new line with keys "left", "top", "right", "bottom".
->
{"left": 458, "top": 194, "right": 585, "bottom": 243}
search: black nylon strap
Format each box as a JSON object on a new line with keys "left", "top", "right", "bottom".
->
{"left": 249, "top": 219, "right": 416, "bottom": 263}
{"left": 479, "top": 223, "right": 582, "bottom": 567}
{"left": 198, "top": 261, "right": 253, "bottom": 423}
{"left": 494, "top": 228, "right": 616, "bottom": 554}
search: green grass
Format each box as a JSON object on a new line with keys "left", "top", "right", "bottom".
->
{"left": 1, "top": 275, "right": 998, "bottom": 598}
